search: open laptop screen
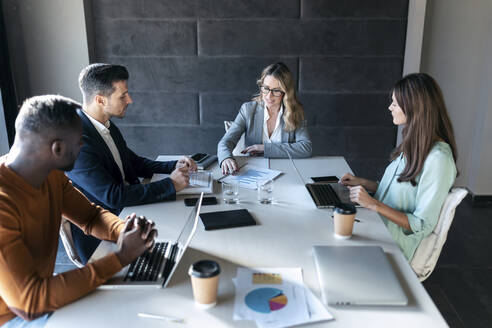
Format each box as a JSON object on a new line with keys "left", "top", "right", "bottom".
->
{"left": 161, "top": 193, "right": 203, "bottom": 287}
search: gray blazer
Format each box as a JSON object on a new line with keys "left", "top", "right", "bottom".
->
{"left": 217, "top": 101, "right": 312, "bottom": 164}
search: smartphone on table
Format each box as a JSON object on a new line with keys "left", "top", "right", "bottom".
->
{"left": 190, "top": 153, "right": 209, "bottom": 163}
{"left": 311, "top": 176, "right": 339, "bottom": 183}
{"left": 184, "top": 196, "right": 217, "bottom": 207}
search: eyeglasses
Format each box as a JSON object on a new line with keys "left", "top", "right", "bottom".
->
{"left": 260, "top": 86, "right": 285, "bottom": 97}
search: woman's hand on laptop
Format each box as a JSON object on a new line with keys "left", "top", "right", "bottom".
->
{"left": 348, "top": 185, "right": 377, "bottom": 210}
{"left": 339, "top": 173, "right": 364, "bottom": 186}
{"left": 340, "top": 173, "right": 379, "bottom": 192}
{"left": 115, "top": 213, "right": 158, "bottom": 267}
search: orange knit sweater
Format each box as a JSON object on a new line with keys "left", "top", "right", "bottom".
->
{"left": 0, "top": 158, "right": 125, "bottom": 324}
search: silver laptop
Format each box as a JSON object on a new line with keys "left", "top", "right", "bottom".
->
{"left": 313, "top": 246, "right": 408, "bottom": 306}
{"left": 91, "top": 193, "right": 203, "bottom": 289}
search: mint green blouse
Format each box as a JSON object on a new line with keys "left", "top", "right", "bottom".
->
{"left": 374, "top": 142, "right": 457, "bottom": 261}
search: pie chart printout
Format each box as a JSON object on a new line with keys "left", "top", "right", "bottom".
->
{"left": 245, "top": 288, "right": 288, "bottom": 313}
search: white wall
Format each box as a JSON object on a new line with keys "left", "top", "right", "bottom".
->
{"left": 420, "top": 0, "right": 492, "bottom": 195}
{"left": 2, "top": 0, "right": 89, "bottom": 102}
{"left": 399, "top": 0, "right": 428, "bottom": 145}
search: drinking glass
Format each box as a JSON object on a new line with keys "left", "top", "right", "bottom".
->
{"left": 257, "top": 179, "right": 274, "bottom": 204}
{"left": 222, "top": 180, "right": 239, "bottom": 204}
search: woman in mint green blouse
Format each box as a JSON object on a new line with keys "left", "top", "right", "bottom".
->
{"left": 340, "top": 73, "right": 458, "bottom": 261}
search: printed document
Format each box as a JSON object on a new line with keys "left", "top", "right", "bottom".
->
{"left": 221, "top": 165, "right": 281, "bottom": 189}
{"left": 232, "top": 267, "right": 333, "bottom": 328}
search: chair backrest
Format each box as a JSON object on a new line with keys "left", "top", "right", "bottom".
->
{"left": 410, "top": 187, "right": 467, "bottom": 281}
{"left": 59, "top": 217, "right": 84, "bottom": 268}
{"left": 224, "top": 121, "right": 246, "bottom": 156}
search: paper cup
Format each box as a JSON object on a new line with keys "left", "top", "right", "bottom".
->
{"left": 188, "top": 260, "right": 221, "bottom": 309}
{"left": 333, "top": 204, "right": 357, "bottom": 239}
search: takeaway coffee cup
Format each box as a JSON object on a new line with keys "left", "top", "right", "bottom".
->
{"left": 188, "top": 260, "right": 221, "bottom": 309}
{"left": 333, "top": 203, "right": 357, "bottom": 239}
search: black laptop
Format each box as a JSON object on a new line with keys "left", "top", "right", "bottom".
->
{"left": 305, "top": 182, "right": 358, "bottom": 209}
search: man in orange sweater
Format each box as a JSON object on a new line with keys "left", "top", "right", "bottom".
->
{"left": 0, "top": 95, "right": 157, "bottom": 327}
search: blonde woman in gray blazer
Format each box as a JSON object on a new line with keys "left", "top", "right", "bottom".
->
{"left": 217, "top": 63, "right": 312, "bottom": 174}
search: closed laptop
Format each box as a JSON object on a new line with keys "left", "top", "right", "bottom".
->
{"left": 313, "top": 246, "right": 408, "bottom": 306}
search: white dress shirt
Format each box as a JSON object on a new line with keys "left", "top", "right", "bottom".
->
{"left": 262, "top": 105, "right": 283, "bottom": 143}
{"left": 84, "top": 112, "right": 126, "bottom": 183}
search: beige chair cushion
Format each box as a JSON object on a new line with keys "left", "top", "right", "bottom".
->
{"left": 224, "top": 121, "right": 246, "bottom": 156}
{"left": 410, "top": 187, "right": 467, "bottom": 281}
{"left": 59, "top": 217, "right": 84, "bottom": 268}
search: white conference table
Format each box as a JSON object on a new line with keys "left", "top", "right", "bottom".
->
{"left": 47, "top": 156, "right": 447, "bottom": 328}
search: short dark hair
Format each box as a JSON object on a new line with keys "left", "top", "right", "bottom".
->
{"left": 15, "top": 95, "right": 81, "bottom": 135}
{"left": 78, "top": 63, "right": 129, "bottom": 103}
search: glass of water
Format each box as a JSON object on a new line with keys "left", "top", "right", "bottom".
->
{"left": 257, "top": 179, "right": 274, "bottom": 204}
{"left": 222, "top": 180, "right": 239, "bottom": 204}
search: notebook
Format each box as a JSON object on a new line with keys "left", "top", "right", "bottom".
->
{"left": 91, "top": 193, "right": 203, "bottom": 289}
{"left": 199, "top": 209, "right": 256, "bottom": 231}
{"left": 313, "top": 246, "right": 408, "bottom": 306}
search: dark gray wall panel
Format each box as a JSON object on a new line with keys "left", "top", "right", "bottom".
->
{"left": 122, "top": 92, "right": 199, "bottom": 125}
{"left": 199, "top": 20, "right": 405, "bottom": 56}
{"left": 195, "top": 0, "right": 300, "bottom": 18}
{"left": 92, "top": 0, "right": 299, "bottom": 19}
{"left": 195, "top": 57, "right": 298, "bottom": 92}
{"left": 299, "top": 93, "right": 393, "bottom": 127}
{"left": 105, "top": 57, "right": 199, "bottom": 92}
{"left": 94, "top": 19, "right": 196, "bottom": 56}
{"left": 302, "top": 0, "right": 408, "bottom": 18}
{"left": 91, "top": 0, "right": 146, "bottom": 19}
{"left": 344, "top": 127, "right": 397, "bottom": 159}
{"left": 348, "top": 158, "right": 391, "bottom": 181}
{"left": 310, "top": 126, "right": 395, "bottom": 157}
{"left": 309, "top": 127, "right": 347, "bottom": 156}
{"left": 200, "top": 93, "right": 254, "bottom": 126}
{"left": 120, "top": 125, "right": 225, "bottom": 158}
{"left": 106, "top": 57, "right": 297, "bottom": 93}
{"left": 311, "top": 126, "right": 396, "bottom": 179}
{"left": 300, "top": 57, "right": 403, "bottom": 92}
{"left": 89, "top": 0, "right": 408, "bottom": 180}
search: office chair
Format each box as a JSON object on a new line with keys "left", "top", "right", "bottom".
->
{"left": 410, "top": 187, "right": 468, "bottom": 281}
{"left": 59, "top": 217, "right": 84, "bottom": 268}
{"left": 224, "top": 121, "right": 246, "bottom": 156}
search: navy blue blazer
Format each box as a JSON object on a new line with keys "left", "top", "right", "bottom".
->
{"left": 67, "top": 109, "right": 177, "bottom": 215}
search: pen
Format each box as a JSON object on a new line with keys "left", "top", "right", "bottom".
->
{"left": 137, "top": 312, "right": 184, "bottom": 323}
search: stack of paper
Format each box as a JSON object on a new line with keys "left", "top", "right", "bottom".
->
{"left": 232, "top": 268, "right": 333, "bottom": 328}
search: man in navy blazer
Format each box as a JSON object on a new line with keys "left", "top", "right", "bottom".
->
{"left": 67, "top": 63, "right": 195, "bottom": 263}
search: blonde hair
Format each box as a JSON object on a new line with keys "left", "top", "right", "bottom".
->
{"left": 253, "top": 63, "right": 304, "bottom": 131}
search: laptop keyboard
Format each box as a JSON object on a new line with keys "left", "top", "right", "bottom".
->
{"left": 124, "top": 242, "right": 168, "bottom": 282}
{"left": 306, "top": 183, "right": 342, "bottom": 207}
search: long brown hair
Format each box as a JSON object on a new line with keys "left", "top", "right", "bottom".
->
{"left": 253, "top": 62, "right": 304, "bottom": 131}
{"left": 391, "top": 73, "right": 457, "bottom": 186}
